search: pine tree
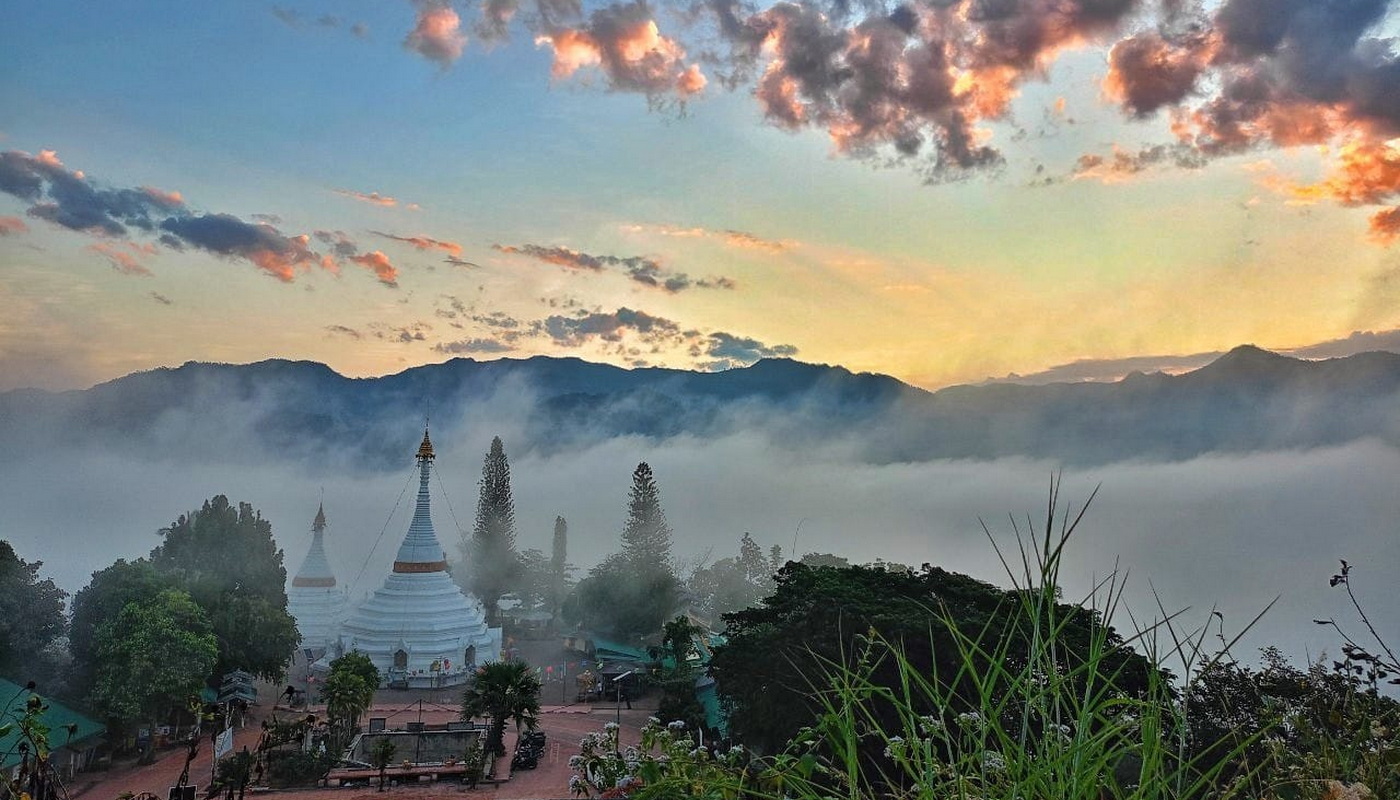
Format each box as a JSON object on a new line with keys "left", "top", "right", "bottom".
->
{"left": 465, "top": 436, "right": 520, "bottom": 624}
{"left": 621, "top": 462, "right": 673, "bottom": 574}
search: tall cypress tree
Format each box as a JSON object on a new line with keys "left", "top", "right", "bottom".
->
{"left": 466, "top": 436, "right": 520, "bottom": 624}
{"left": 621, "top": 462, "right": 673, "bottom": 574}
{"left": 549, "top": 516, "right": 568, "bottom": 624}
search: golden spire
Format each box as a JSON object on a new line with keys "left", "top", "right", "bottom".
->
{"left": 416, "top": 428, "right": 435, "bottom": 461}
{"left": 313, "top": 502, "right": 327, "bottom": 532}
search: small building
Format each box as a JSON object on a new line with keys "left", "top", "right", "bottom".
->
{"left": 0, "top": 678, "right": 105, "bottom": 782}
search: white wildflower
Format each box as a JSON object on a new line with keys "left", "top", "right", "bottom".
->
{"left": 981, "top": 750, "right": 1006, "bottom": 772}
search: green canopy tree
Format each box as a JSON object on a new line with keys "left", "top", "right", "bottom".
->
{"left": 461, "top": 661, "right": 541, "bottom": 757}
{"left": 149, "top": 495, "right": 299, "bottom": 680}
{"left": 654, "top": 616, "right": 707, "bottom": 733}
{"left": 709, "top": 561, "right": 1159, "bottom": 756}
{"left": 323, "top": 651, "right": 379, "bottom": 752}
{"left": 67, "top": 559, "right": 169, "bottom": 702}
{"left": 87, "top": 589, "right": 218, "bottom": 763}
{"left": 687, "top": 532, "right": 779, "bottom": 620}
{"left": 0, "top": 541, "right": 68, "bottom": 687}
{"left": 463, "top": 437, "right": 521, "bottom": 625}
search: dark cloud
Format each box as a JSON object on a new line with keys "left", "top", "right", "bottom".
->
{"left": 0, "top": 148, "right": 396, "bottom": 284}
{"left": 699, "top": 331, "right": 799, "bottom": 370}
{"left": 272, "top": 6, "right": 370, "bottom": 37}
{"left": 368, "top": 321, "right": 431, "bottom": 342}
{"left": 0, "top": 150, "right": 181, "bottom": 236}
{"left": 325, "top": 324, "right": 363, "bottom": 340}
{"left": 161, "top": 214, "right": 321, "bottom": 282}
{"left": 149, "top": 292, "right": 173, "bottom": 306}
{"left": 433, "top": 337, "right": 517, "bottom": 354}
{"left": 472, "top": 311, "right": 521, "bottom": 329}
{"left": 494, "top": 241, "right": 732, "bottom": 291}
{"left": 1071, "top": 142, "right": 1207, "bottom": 182}
{"left": 445, "top": 256, "right": 482, "bottom": 268}
{"left": 535, "top": 307, "right": 681, "bottom": 346}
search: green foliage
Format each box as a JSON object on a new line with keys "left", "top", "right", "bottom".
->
{"left": 213, "top": 749, "right": 254, "bottom": 793}
{"left": 266, "top": 748, "right": 337, "bottom": 787}
{"left": 370, "top": 735, "right": 397, "bottom": 790}
{"left": 687, "top": 533, "right": 779, "bottom": 620}
{"left": 570, "top": 554, "right": 680, "bottom": 643}
{"left": 464, "top": 436, "right": 522, "bottom": 623}
{"left": 461, "top": 660, "right": 541, "bottom": 758}
{"left": 323, "top": 651, "right": 378, "bottom": 751}
{"left": 87, "top": 589, "right": 218, "bottom": 746}
{"left": 0, "top": 541, "right": 68, "bottom": 689}
{"left": 68, "top": 559, "right": 168, "bottom": 701}
{"left": 655, "top": 616, "right": 708, "bottom": 734}
{"left": 569, "top": 718, "right": 768, "bottom": 799}
{"left": 462, "top": 735, "right": 485, "bottom": 787}
{"left": 1186, "top": 648, "right": 1400, "bottom": 798}
{"left": 150, "top": 495, "right": 299, "bottom": 680}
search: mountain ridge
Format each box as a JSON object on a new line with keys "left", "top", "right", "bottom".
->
{"left": 5, "top": 345, "right": 1399, "bottom": 468}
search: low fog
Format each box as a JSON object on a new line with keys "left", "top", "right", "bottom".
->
{"left": 4, "top": 382, "right": 1397, "bottom": 673}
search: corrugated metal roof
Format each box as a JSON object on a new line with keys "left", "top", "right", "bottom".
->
{"left": 0, "top": 678, "right": 105, "bottom": 768}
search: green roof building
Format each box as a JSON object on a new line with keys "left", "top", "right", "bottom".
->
{"left": 0, "top": 678, "right": 105, "bottom": 780}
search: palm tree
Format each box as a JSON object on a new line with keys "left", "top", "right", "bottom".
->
{"left": 323, "top": 668, "right": 375, "bottom": 752}
{"left": 461, "top": 661, "right": 542, "bottom": 757}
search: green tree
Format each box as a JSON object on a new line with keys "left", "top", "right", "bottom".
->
{"left": 0, "top": 541, "right": 68, "bottom": 687}
{"left": 461, "top": 661, "right": 541, "bottom": 758}
{"left": 569, "top": 554, "right": 680, "bottom": 642}
{"left": 464, "top": 437, "right": 521, "bottom": 625}
{"left": 322, "top": 651, "right": 378, "bottom": 752}
{"left": 516, "top": 548, "right": 550, "bottom": 611}
{"left": 370, "top": 736, "right": 396, "bottom": 791}
{"left": 566, "top": 463, "right": 681, "bottom": 642}
{"left": 708, "top": 561, "right": 1158, "bottom": 756}
{"left": 68, "top": 559, "right": 169, "bottom": 701}
{"left": 654, "top": 616, "right": 707, "bottom": 733}
{"left": 549, "top": 516, "right": 570, "bottom": 625}
{"left": 621, "top": 462, "right": 672, "bottom": 573}
{"left": 687, "top": 533, "right": 778, "bottom": 620}
{"left": 150, "top": 495, "right": 299, "bottom": 680}
{"left": 87, "top": 589, "right": 218, "bottom": 763}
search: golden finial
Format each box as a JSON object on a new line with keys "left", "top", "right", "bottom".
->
{"left": 417, "top": 428, "right": 435, "bottom": 461}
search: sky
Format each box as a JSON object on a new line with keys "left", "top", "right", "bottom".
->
{"left": 2, "top": 0, "right": 1399, "bottom": 392}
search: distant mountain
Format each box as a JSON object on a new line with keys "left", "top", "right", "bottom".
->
{"left": 4, "top": 345, "right": 1400, "bottom": 468}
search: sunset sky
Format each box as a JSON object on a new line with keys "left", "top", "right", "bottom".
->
{"left": 3, "top": 0, "right": 1399, "bottom": 392}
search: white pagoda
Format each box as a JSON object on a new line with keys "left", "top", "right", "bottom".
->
{"left": 287, "top": 503, "right": 346, "bottom": 654}
{"left": 338, "top": 430, "right": 501, "bottom": 688}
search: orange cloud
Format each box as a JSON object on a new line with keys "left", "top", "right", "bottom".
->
{"left": 350, "top": 250, "right": 400, "bottom": 286}
{"left": 1370, "top": 207, "right": 1400, "bottom": 245}
{"left": 333, "top": 188, "right": 399, "bottom": 207}
{"left": 372, "top": 230, "right": 464, "bottom": 256}
{"left": 140, "top": 186, "right": 185, "bottom": 208}
{"left": 87, "top": 241, "right": 155, "bottom": 277}
{"left": 246, "top": 233, "right": 319, "bottom": 282}
{"left": 622, "top": 222, "right": 796, "bottom": 253}
{"left": 404, "top": 5, "right": 467, "bottom": 66}
{"left": 1283, "top": 140, "right": 1400, "bottom": 207}
{"left": 535, "top": 3, "right": 705, "bottom": 100}
{"left": 0, "top": 216, "right": 27, "bottom": 236}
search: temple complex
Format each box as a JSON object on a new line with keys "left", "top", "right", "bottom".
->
{"left": 287, "top": 503, "right": 346, "bottom": 654}
{"left": 337, "top": 430, "right": 501, "bottom": 688}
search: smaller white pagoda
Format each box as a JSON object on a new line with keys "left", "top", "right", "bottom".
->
{"left": 338, "top": 430, "right": 501, "bottom": 688}
{"left": 287, "top": 502, "right": 346, "bottom": 654}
